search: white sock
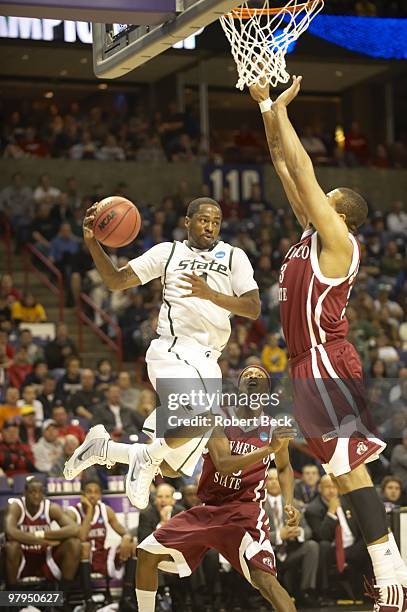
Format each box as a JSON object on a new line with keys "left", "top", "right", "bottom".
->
{"left": 146, "top": 438, "right": 171, "bottom": 462}
{"left": 136, "top": 588, "right": 156, "bottom": 612}
{"left": 388, "top": 532, "right": 407, "bottom": 587}
{"left": 106, "top": 441, "right": 130, "bottom": 464}
{"left": 368, "top": 538, "right": 400, "bottom": 587}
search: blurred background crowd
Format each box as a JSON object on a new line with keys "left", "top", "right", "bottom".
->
{"left": 0, "top": 164, "right": 405, "bottom": 608}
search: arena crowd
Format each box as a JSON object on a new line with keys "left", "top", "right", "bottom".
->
{"left": 0, "top": 169, "right": 405, "bottom": 610}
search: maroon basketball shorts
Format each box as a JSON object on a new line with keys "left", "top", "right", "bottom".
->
{"left": 91, "top": 546, "right": 124, "bottom": 580}
{"left": 290, "top": 339, "right": 386, "bottom": 476}
{"left": 18, "top": 546, "right": 61, "bottom": 581}
{"left": 137, "top": 501, "right": 276, "bottom": 584}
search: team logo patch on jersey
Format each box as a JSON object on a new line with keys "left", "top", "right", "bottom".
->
{"left": 356, "top": 441, "right": 368, "bottom": 456}
{"left": 262, "top": 557, "right": 274, "bottom": 568}
{"left": 215, "top": 251, "right": 226, "bottom": 258}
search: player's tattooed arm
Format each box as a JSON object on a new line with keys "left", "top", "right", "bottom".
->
{"left": 178, "top": 275, "right": 261, "bottom": 320}
{"left": 273, "top": 77, "right": 352, "bottom": 257}
{"left": 249, "top": 81, "right": 309, "bottom": 230}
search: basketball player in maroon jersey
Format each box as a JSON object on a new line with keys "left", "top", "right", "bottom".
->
{"left": 136, "top": 365, "right": 298, "bottom": 612}
{"left": 250, "top": 77, "right": 407, "bottom": 611}
{"left": 5, "top": 478, "right": 80, "bottom": 612}
{"left": 66, "top": 479, "right": 137, "bottom": 612}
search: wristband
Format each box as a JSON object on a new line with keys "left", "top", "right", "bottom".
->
{"left": 259, "top": 98, "right": 273, "bottom": 114}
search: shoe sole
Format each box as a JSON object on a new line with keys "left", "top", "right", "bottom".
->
{"left": 63, "top": 424, "right": 112, "bottom": 480}
{"left": 125, "top": 444, "right": 150, "bottom": 510}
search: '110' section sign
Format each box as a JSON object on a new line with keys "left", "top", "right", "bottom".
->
{"left": 204, "top": 164, "right": 264, "bottom": 202}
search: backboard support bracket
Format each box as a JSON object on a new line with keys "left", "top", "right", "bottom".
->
{"left": 93, "top": 0, "right": 243, "bottom": 79}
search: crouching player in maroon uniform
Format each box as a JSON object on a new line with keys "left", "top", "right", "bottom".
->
{"left": 66, "top": 479, "right": 137, "bottom": 612}
{"left": 249, "top": 77, "right": 407, "bottom": 611}
{"left": 136, "top": 366, "right": 299, "bottom": 612}
{"left": 5, "top": 478, "right": 80, "bottom": 612}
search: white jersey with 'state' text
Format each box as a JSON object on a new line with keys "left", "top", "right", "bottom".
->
{"left": 129, "top": 240, "right": 258, "bottom": 352}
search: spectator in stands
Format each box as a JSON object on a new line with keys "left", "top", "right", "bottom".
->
{"left": 379, "top": 240, "right": 405, "bottom": 280}
{"left": 18, "top": 328, "right": 44, "bottom": 364}
{"left": 56, "top": 356, "right": 82, "bottom": 401}
{"left": 0, "top": 172, "right": 33, "bottom": 229}
{"left": 90, "top": 383, "right": 140, "bottom": 441}
{"left": 51, "top": 403, "right": 85, "bottom": 444}
{"left": 135, "top": 389, "right": 155, "bottom": 424}
{"left": 69, "top": 130, "right": 98, "bottom": 160}
{"left": 117, "top": 371, "right": 141, "bottom": 413}
{"left": 261, "top": 333, "right": 287, "bottom": 378}
{"left": 391, "top": 428, "right": 407, "bottom": 490}
{"left": 345, "top": 121, "right": 369, "bottom": 166}
{"left": 30, "top": 202, "right": 60, "bottom": 251}
{"left": 294, "top": 464, "right": 321, "bottom": 507}
{"left": 37, "top": 374, "right": 58, "bottom": 419}
{"left": 0, "top": 274, "right": 21, "bottom": 306}
{"left": 44, "top": 323, "right": 78, "bottom": 370}
{"left": 96, "top": 133, "right": 126, "bottom": 161}
{"left": 49, "top": 222, "right": 81, "bottom": 279}
{"left": 305, "top": 475, "right": 372, "bottom": 599}
{"left": 0, "top": 295, "right": 12, "bottom": 332}
{"left": 0, "top": 418, "right": 36, "bottom": 476}
{"left": 181, "top": 484, "right": 201, "bottom": 510}
{"left": 18, "top": 405, "right": 41, "bottom": 448}
{"left": 22, "top": 359, "right": 48, "bottom": 394}
{"left": 7, "top": 348, "right": 32, "bottom": 389}
{"left": 11, "top": 292, "right": 47, "bottom": 324}
{"left": 33, "top": 419, "right": 63, "bottom": 472}
{"left": 387, "top": 201, "right": 407, "bottom": 235}
{"left": 0, "top": 387, "right": 21, "bottom": 428}
{"left": 50, "top": 433, "right": 79, "bottom": 477}
{"left": 226, "top": 341, "right": 244, "bottom": 377}
{"left": 20, "top": 127, "right": 49, "bottom": 158}
{"left": 17, "top": 384, "right": 44, "bottom": 424}
{"left": 137, "top": 482, "right": 184, "bottom": 543}
{"left": 266, "top": 468, "right": 319, "bottom": 608}
{"left": 68, "top": 368, "right": 104, "bottom": 421}
{"left": 372, "top": 144, "right": 390, "bottom": 168}
{"left": 95, "top": 358, "right": 116, "bottom": 390}
{"left": 33, "top": 173, "right": 61, "bottom": 207}
{"left": 380, "top": 475, "right": 404, "bottom": 511}
{"left": 136, "top": 135, "right": 166, "bottom": 163}
{"left": 300, "top": 126, "right": 328, "bottom": 164}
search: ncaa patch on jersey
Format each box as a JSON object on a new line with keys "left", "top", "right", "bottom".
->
{"left": 215, "top": 251, "right": 226, "bottom": 258}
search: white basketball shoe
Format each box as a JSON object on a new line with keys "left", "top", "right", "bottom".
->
{"left": 63, "top": 425, "right": 114, "bottom": 480}
{"left": 125, "top": 444, "right": 161, "bottom": 510}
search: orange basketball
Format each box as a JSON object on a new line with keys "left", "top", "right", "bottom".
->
{"left": 93, "top": 196, "right": 141, "bottom": 248}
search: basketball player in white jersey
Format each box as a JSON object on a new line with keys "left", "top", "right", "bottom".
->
{"left": 64, "top": 197, "right": 260, "bottom": 511}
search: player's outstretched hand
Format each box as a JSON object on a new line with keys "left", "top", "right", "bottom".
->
{"left": 83, "top": 202, "right": 98, "bottom": 241}
{"left": 249, "top": 80, "right": 270, "bottom": 103}
{"left": 177, "top": 272, "right": 214, "bottom": 300}
{"left": 274, "top": 75, "right": 302, "bottom": 108}
{"left": 119, "top": 535, "right": 133, "bottom": 561}
{"left": 284, "top": 504, "right": 301, "bottom": 527}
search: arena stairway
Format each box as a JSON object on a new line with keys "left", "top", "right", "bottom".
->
{"left": 0, "top": 240, "right": 114, "bottom": 370}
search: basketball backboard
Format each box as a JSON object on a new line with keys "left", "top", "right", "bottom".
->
{"left": 92, "top": 0, "right": 243, "bottom": 79}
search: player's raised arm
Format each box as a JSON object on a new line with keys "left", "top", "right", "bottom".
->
{"left": 272, "top": 77, "right": 352, "bottom": 255}
{"left": 249, "top": 81, "right": 308, "bottom": 230}
{"left": 274, "top": 440, "right": 300, "bottom": 527}
{"left": 83, "top": 204, "right": 141, "bottom": 291}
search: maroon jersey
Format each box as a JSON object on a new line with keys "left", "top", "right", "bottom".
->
{"left": 70, "top": 501, "right": 109, "bottom": 552}
{"left": 198, "top": 409, "right": 274, "bottom": 505}
{"left": 12, "top": 496, "right": 53, "bottom": 554}
{"left": 279, "top": 229, "right": 360, "bottom": 358}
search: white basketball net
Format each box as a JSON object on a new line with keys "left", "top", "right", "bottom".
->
{"left": 220, "top": 0, "right": 324, "bottom": 90}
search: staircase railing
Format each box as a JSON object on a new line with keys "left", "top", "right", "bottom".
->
{"left": 0, "top": 216, "right": 13, "bottom": 275}
{"left": 22, "top": 244, "right": 64, "bottom": 322}
{"left": 76, "top": 292, "right": 123, "bottom": 370}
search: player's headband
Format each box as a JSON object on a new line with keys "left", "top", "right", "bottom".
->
{"left": 238, "top": 365, "right": 271, "bottom": 392}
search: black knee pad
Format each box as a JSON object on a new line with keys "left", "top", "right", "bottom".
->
{"left": 343, "top": 487, "right": 387, "bottom": 544}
